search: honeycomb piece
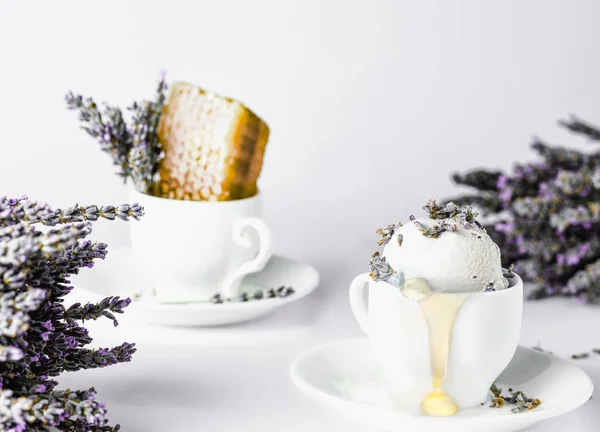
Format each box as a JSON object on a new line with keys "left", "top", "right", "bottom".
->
{"left": 155, "top": 82, "right": 270, "bottom": 201}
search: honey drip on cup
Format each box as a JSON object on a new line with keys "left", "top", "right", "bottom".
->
{"left": 399, "top": 279, "right": 471, "bottom": 417}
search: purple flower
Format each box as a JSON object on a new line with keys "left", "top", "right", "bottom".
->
{"left": 499, "top": 189, "right": 512, "bottom": 203}
{"left": 451, "top": 115, "right": 600, "bottom": 302}
{"left": 495, "top": 220, "right": 514, "bottom": 234}
{"left": 32, "top": 384, "right": 46, "bottom": 393}
{"left": 65, "top": 336, "right": 78, "bottom": 349}
{"left": 497, "top": 174, "right": 508, "bottom": 190}
{"left": 0, "top": 196, "right": 140, "bottom": 431}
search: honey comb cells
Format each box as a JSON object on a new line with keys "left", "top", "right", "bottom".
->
{"left": 155, "top": 81, "right": 270, "bottom": 201}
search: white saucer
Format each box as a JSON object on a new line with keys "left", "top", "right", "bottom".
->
{"left": 290, "top": 338, "right": 593, "bottom": 432}
{"left": 71, "top": 247, "right": 319, "bottom": 327}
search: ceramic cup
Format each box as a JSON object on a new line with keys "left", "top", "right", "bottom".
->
{"left": 129, "top": 189, "right": 272, "bottom": 303}
{"left": 349, "top": 273, "right": 523, "bottom": 411}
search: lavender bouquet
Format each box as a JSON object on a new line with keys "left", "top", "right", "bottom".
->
{"left": 0, "top": 196, "right": 143, "bottom": 431}
{"left": 450, "top": 117, "right": 600, "bottom": 302}
{"left": 65, "top": 76, "right": 167, "bottom": 194}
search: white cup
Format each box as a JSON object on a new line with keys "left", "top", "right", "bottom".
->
{"left": 129, "top": 189, "right": 272, "bottom": 302}
{"left": 349, "top": 272, "right": 523, "bottom": 411}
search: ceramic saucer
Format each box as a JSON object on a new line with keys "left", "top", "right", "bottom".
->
{"left": 71, "top": 247, "right": 319, "bottom": 326}
{"left": 290, "top": 338, "right": 593, "bottom": 432}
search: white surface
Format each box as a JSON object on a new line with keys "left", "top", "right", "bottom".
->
{"left": 56, "top": 279, "right": 600, "bottom": 432}
{"left": 383, "top": 218, "right": 507, "bottom": 292}
{"left": 1, "top": 1, "right": 600, "bottom": 431}
{"left": 348, "top": 273, "right": 523, "bottom": 410}
{"left": 57, "top": 277, "right": 600, "bottom": 432}
{"left": 291, "top": 339, "right": 593, "bottom": 432}
{"left": 129, "top": 189, "right": 272, "bottom": 301}
{"left": 70, "top": 248, "right": 319, "bottom": 327}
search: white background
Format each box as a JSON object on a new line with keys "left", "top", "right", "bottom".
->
{"left": 1, "top": 1, "right": 600, "bottom": 431}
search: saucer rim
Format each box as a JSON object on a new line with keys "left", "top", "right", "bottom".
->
{"left": 290, "top": 337, "right": 594, "bottom": 425}
{"left": 75, "top": 248, "right": 320, "bottom": 311}
{"left": 137, "top": 264, "right": 319, "bottom": 310}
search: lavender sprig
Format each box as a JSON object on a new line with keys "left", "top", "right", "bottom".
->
{"left": 452, "top": 116, "right": 600, "bottom": 302}
{"left": 65, "top": 93, "right": 132, "bottom": 180}
{"left": 66, "top": 75, "right": 168, "bottom": 193}
{"left": 128, "top": 75, "right": 168, "bottom": 192}
{"left": 65, "top": 297, "right": 132, "bottom": 327}
{"left": 0, "top": 196, "right": 144, "bottom": 227}
{"left": 0, "top": 196, "right": 140, "bottom": 431}
{"left": 0, "top": 387, "right": 121, "bottom": 432}
{"left": 46, "top": 240, "right": 108, "bottom": 276}
{"left": 63, "top": 343, "right": 136, "bottom": 372}
{"left": 559, "top": 116, "right": 600, "bottom": 142}
{"left": 452, "top": 170, "right": 502, "bottom": 192}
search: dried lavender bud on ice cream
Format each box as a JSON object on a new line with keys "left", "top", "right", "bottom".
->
{"left": 376, "top": 223, "right": 400, "bottom": 246}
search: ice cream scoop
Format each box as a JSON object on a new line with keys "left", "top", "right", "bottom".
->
{"left": 383, "top": 217, "right": 508, "bottom": 293}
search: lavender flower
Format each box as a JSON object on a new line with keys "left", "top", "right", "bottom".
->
{"left": 128, "top": 75, "right": 168, "bottom": 192}
{"left": 368, "top": 252, "right": 403, "bottom": 286}
{"left": 65, "top": 297, "right": 131, "bottom": 327}
{"left": 410, "top": 200, "right": 478, "bottom": 238}
{"left": 376, "top": 223, "right": 400, "bottom": 246}
{"left": 560, "top": 115, "right": 600, "bottom": 141}
{"left": 450, "top": 116, "right": 600, "bottom": 302}
{"left": 0, "top": 196, "right": 144, "bottom": 227}
{"left": 65, "top": 93, "right": 131, "bottom": 180}
{"left": 63, "top": 343, "right": 136, "bottom": 372}
{"left": 0, "top": 196, "right": 141, "bottom": 431}
{"left": 66, "top": 75, "right": 168, "bottom": 193}
{"left": 0, "top": 387, "right": 119, "bottom": 431}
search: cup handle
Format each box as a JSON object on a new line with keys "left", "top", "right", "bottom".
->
{"left": 349, "top": 273, "right": 372, "bottom": 335}
{"left": 221, "top": 217, "right": 272, "bottom": 299}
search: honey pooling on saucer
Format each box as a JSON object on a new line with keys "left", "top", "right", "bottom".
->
{"left": 155, "top": 81, "right": 270, "bottom": 201}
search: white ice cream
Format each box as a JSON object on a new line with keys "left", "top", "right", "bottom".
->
{"left": 383, "top": 217, "right": 508, "bottom": 293}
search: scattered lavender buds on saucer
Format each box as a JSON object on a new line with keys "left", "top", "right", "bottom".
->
{"left": 0, "top": 195, "right": 142, "bottom": 431}
{"left": 210, "top": 286, "right": 295, "bottom": 304}
{"left": 450, "top": 116, "right": 600, "bottom": 303}
{"left": 570, "top": 348, "right": 600, "bottom": 360}
{"left": 532, "top": 343, "right": 554, "bottom": 355}
{"left": 488, "top": 383, "right": 542, "bottom": 414}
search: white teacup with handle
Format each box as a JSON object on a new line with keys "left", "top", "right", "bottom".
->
{"left": 129, "top": 189, "right": 272, "bottom": 303}
{"left": 349, "top": 272, "right": 523, "bottom": 413}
